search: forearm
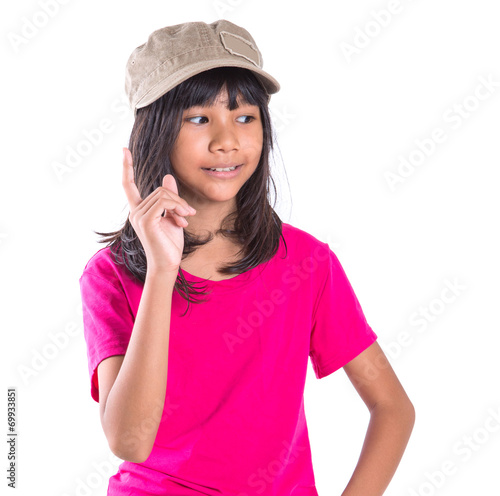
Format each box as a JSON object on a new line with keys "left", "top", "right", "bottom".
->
{"left": 341, "top": 400, "right": 415, "bottom": 496}
{"left": 103, "top": 269, "right": 177, "bottom": 462}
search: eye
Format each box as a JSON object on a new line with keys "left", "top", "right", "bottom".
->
{"left": 236, "top": 115, "right": 255, "bottom": 123}
{"left": 187, "top": 116, "right": 208, "bottom": 124}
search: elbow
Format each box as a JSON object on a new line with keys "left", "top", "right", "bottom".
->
{"left": 406, "top": 399, "right": 416, "bottom": 428}
{"left": 101, "top": 411, "right": 154, "bottom": 464}
{"left": 399, "top": 395, "right": 416, "bottom": 423}
{"left": 400, "top": 399, "right": 416, "bottom": 440}
{"left": 371, "top": 396, "right": 416, "bottom": 427}
{"left": 408, "top": 399, "right": 416, "bottom": 419}
{"left": 109, "top": 438, "right": 153, "bottom": 464}
{"left": 107, "top": 433, "right": 154, "bottom": 464}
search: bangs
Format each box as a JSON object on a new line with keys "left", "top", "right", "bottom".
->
{"left": 170, "top": 67, "right": 266, "bottom": 111}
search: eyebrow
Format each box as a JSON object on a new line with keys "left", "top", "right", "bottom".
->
{"left": 188, "top": 100, "right": 257, "bottom": 110}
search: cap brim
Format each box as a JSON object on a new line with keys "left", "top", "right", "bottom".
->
{"left": 134, "top": 59, "right": 280, "bottom": 113}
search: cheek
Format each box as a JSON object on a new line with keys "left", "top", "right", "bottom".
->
{"left": 169, "top": 148, "right": 180, "bottom": 173}
{"left": 253, "top": 140, "right": 264, "bottom": 160}
{"left": 255, "top": 128, "right": 264, "bottom": 152}
{"left": 176, "top": 134, "right": 204, "bottom": 157}
{"left": 170, "top": 136, "right": 192, "bottom": 168}
{"left": 245, "top": 129, "right": 264, "bottom": 154}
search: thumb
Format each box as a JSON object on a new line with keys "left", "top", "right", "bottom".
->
{"left": 163, "top": 173, "right": 179, "bottom": 195}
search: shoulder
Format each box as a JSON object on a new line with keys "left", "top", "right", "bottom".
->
{"left": 280, "top": 222, "right": 332, "bottom": 264}
{"left": 80, "top": 246, "right": 116, "bottom": 279}
{"left": 79, "top": 245, "right": 137, "bottom": 291}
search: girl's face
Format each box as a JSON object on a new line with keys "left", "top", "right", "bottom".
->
{"left": 169, "top": 88, "right": 263, "bottom": 209}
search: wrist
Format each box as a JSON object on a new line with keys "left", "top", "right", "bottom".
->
{"left": 146, "top": 266, "right": 179, "bottom": 284}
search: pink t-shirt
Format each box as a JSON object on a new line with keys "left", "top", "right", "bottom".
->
{"left": 79, "top": 222, "right": 377, "bottom": 496}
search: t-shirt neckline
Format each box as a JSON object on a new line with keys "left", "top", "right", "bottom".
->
{"left": 177, "top": 223, "right": 289, "bottom": 292}
{"left": 179, "top": 262, "right": 264, "bottom": 291}
{"left": 180, "top": 266, "right": 247, "bottom": 283}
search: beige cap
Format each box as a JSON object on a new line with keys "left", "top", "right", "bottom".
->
{"left": 125, "top": 19, "right": 280, "bottom": 116}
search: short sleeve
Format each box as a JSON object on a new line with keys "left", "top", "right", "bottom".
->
{"left": 309, "top": 247, "right": 377, "bottom": 379}
{"left": 79, "top": 271, "right": 134, "bottom": 402}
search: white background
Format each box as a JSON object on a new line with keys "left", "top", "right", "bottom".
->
{"left": 2, "top": 0, "right": 499, "bottom": 495}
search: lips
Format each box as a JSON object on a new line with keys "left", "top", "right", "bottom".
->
{"left": 201, "top": 164, "right": 244, "bottom": 178}
{"left": 202, "top": 164, "right": 242, "bottom": 170}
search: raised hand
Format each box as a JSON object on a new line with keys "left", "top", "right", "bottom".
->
{"left": 122, "top": 147, "right": 196, "bottom": 275}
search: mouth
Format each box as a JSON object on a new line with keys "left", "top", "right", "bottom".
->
{"left": 202, "top": 164, "right": 242, "bottom": 172}
{"left": 201, "top": 164, "right": 243, "bottom": 178}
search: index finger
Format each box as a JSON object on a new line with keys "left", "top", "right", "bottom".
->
{"left": 122, "top": 147, "right": 142, "bottom": 209}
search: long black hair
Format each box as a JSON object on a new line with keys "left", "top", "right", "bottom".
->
{"left": 94, "top": 67, "right": 288, "bottom": 316}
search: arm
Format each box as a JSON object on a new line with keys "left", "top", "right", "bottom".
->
{"left": 97, "top": 269, "right": 177, "bottom": 463}
{"left": 340, "top": 341, "right": 415, "bottom": 496}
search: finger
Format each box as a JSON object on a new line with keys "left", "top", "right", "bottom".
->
{"left": 162, "top": 174, "right": 196, "bottom": 213}
{"left": 163, "top": 173, "right": 178, "bottom": 196}
{"left": 136, "top": 189, "right": 192, "bottom": 220}
{"left": 122, "top": 147, "right": 142, "bottom": 209}
{"left": 164, "top": 209, "right": 189, "bottom": 226}
{"left": 142, "top": 197, "right": 190, "bottom": 225}
{"left": 160, "top": 208, "right": 189, "bottom": 224}
{"left": 172, "top": 211, "right": 189, "bottom": 226}
{"left": 161, "top": 208, "right": 189, "bottom": 227}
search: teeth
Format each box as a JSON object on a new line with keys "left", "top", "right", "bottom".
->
{"left": 209, "top": 166, "right": 237, "bottom": 172}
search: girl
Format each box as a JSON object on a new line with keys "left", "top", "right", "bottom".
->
{"left": 79, "top": 20, "right": 415, "bottom": 496}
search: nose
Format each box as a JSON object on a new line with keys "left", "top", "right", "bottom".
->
{"left": 208, "top": 120, "right": 239, "bottom": 153}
